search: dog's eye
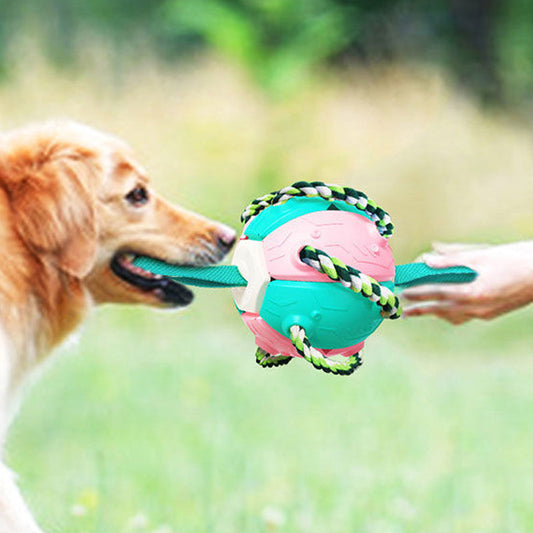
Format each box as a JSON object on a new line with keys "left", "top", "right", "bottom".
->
{"left": 125, "top": 186, "right": 149, "bottom": 207}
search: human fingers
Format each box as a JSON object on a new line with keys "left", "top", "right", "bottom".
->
{"left": 412, "top": 250, "right": 464, "bottom": 265}
{"left": 413, "top": 242, "right": 487, "bottom": 265}
{"left": 430, "top": 242, "right": 489, "bottom": 254}
{"left": 401, "top": 283, "right": 472, "bottom": 303}
{"left": 402, "top": 302, "right": 471, "bottom": 324}
{"left": 419, "top": 251, "right": 477, "bottom": 270}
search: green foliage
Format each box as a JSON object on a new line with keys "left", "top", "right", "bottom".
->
{"left": 496, "top": 0, "right": 533, "bottom": 105}
{"left": 0, "top": 0, "right": 533, "bottom": 102}
{"left": 157, "top": 0, "right": 356, "bottom": 91}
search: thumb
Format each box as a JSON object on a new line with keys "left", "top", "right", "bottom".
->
{"left": 431, "top": 241, "right": 489, "bottom": 254}
{"left": 419, "top": 252, "right": 468, "bottom": 269}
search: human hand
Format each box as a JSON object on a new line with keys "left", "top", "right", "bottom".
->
{"left": 402, "top": 241, "right": 533, "bottom": 324}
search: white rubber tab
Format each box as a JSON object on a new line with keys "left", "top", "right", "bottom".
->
{"left": 231, "top": 239, "right": 270, "bottom": 313}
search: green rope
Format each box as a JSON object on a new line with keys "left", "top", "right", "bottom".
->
{"left": 255, "top": 348, "right": 292, "bottom": 368}
{"left": 241, "top": 181, "right": 394, "bottom": 237}
{"left": 299, "top": 245, "right": 402, "bottom": 319}
{"left": 289, "top": 325, "right": 362, "bottom": 376}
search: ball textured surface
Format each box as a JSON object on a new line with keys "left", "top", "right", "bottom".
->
{"left": 232, "top": 196, "right": 396, "bottom": 360}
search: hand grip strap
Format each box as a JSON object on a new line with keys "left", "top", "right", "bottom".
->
{"left": 394, "top": 263, "right": 477, "bottom": 288}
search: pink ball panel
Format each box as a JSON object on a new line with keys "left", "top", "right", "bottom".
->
{"left": 242, "top": 312, "right": 365, "bottom": 359}
{"left": 262, "top": 210, "right": 395, "bottom": 283}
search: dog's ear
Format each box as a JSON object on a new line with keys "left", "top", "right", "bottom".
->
{"left": 7, "top": 146, "right": 99, "bottom": 278}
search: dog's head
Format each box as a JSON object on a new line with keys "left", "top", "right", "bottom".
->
{"left": 0, "top": 120, "right": 236, "bottom": 308}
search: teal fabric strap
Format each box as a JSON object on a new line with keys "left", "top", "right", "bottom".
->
{"left": 394, "top": 263, "right": 477, "bottom": 288}
{"left": 133, "top": 257, "right": 476, "bottom": 290}
{"left": 133, "top": 257, "right": 247, "bottom": 288}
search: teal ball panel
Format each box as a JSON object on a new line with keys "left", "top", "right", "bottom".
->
{"left": 243, "top": 197, "right": 373, "bottom": 241}
{"left": 260, "top": 280, "right": 392, "bottom": 349}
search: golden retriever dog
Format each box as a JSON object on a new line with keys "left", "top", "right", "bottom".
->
{"left": 0, "top": 120, "right": 236, "bottom": 532}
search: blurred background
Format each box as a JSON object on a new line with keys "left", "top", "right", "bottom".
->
{"left": 1, "top": 1, "right": 532, "bottom": 532}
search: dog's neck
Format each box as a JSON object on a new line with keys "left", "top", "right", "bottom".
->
{"left": 0, "top": 264, "right": 91, "bottom": 436}
{"left": 1, "top": 260, "right": 90, "bottom": 404}
{"left": 11, "top": 265, "right": 90, "bottom": 373}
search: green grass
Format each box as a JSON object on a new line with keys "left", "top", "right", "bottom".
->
{"left": 7, "top": 289, "right": 533, "bottom": 533}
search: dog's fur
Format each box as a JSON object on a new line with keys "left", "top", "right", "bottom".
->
{"left": 0, "top": 121, "right": 235, "bottom": 532}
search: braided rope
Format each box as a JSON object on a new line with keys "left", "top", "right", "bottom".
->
{"left": 241, "top": 181, "right": 394, "bottom": 237}
{"left": 289, "top": 325, "right": 362, "bottom": 375}
{"left": 300, "top": 245, "right": 402, "bottom": 319}
{"left": 255, "top": 348, "right": 292, "bottom": 368}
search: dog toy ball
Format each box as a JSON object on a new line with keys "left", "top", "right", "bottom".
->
{"left": 134, "top": 181, "right": 476, "bottom": 376}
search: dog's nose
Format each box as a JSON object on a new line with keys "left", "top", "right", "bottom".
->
{"left": 216, "top": 224, "right": 237, "bottom": 252}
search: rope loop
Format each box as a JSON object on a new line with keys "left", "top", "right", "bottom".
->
{"left": 289, "top": 325, "right": 362, "bottom": 375}
{"left": 300, "top": 245, "right": 402, "bottom": 319}
{"left": 241, "top": 181, "right": 394, "bottom": 237}
{"left": 255, "top": 348, "right": 292, "bottom": 368}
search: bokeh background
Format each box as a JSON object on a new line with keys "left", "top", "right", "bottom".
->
{"left": 1, "top": 1, "right": 532, "bottom": 532}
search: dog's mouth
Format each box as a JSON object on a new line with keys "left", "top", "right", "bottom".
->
{"left": 110, "top": 252, "right": 194, "bottom": 306}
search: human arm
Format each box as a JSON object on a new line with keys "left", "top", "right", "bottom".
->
{"left": 402, "top": 241, "right": 533, "bottom": 324}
